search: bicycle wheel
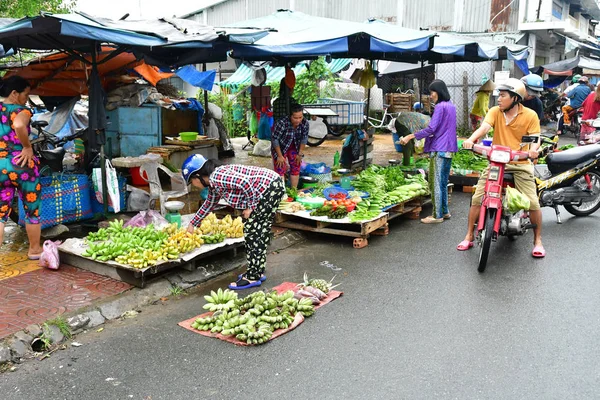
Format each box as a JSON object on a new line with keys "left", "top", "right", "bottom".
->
{"left": 478, "top": 208, "right": 496, "bottom": 273}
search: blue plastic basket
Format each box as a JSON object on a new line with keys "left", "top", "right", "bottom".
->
{"left": 323, "top": 187, "right": 349, "bottom": 200}
{"left": 18, "top": 174, "right": 93, "bottom": 229}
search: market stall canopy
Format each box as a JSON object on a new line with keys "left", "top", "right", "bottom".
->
{"left": 0, "top": 47, "right": 170, "bottom": 96}
{"left": 365, "top": 20, "right": 529, "bottom": 63}
{"left": 0, "top": 12, "right": 268, "bottom": 66}
{"left": 223, "top": 9, "right": 435, "bottom": 62}
{"left": 531, "top": 55, "right": 600, "bottom": 76}
{"left": 220, "top": 58, "right": 351, "bottom": 89}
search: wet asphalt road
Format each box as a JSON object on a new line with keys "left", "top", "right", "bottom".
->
{"left": 1, "top": 190, "right": 600, "bottom": 400}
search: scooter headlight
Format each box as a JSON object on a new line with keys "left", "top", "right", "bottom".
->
{"left": 489, "top": 150, "right": 511, "bottom": 163}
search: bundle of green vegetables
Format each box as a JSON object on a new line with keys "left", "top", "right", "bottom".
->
{"left": 451, "top": 149, "right": 489, "bottom": 172}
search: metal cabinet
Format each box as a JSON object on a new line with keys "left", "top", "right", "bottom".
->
{"left": 105, "top": 104, "right": 198, "bottom": 157}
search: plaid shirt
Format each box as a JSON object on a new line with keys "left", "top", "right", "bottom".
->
{"left": 190, "top": 165, "right": 281, "bottom": 226}
{"left": 271, "top": 117, "right": 309, "bottom": 158}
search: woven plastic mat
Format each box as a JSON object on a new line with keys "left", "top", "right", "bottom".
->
{"left": 178, "top": 281, "right": 343, "bottom": 346}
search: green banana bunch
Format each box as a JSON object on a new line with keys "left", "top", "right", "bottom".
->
{"left": 203, "top": 288, "right": 238, "bottom": 312}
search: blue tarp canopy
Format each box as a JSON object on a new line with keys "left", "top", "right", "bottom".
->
{"left": 0, "top": 12, "right": 267, "bottom": 66}
{"left": 223, "top": 10, "right": 528, "bottom": 64}
{"left": 220, "top": 58, "right": 351, "bottom": 88}
{"left": 366, "top": 20, "right": 529, "bottom": 63}
{"left": 224, "top": 10, "right": 435, "bottom": 62}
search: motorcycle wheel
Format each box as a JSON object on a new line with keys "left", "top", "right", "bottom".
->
{"left": 478, "top": 208, "right": 495, "bottom": 273}
{"left": 306, "top": 135, "right": 326, "bottom": 147}
{"left": 563, "top": 170, "right": 600, "bottom": 216}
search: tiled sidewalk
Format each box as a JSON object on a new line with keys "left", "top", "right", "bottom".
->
{"left": 0, "top": 224, "right": 132, "bottom": 339}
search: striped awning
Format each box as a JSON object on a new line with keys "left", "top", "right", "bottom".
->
{"left": 220, "top": 58, "right": 351, "bottom": 88}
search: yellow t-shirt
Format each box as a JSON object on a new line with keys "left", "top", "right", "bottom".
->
{"left": 484, "top": 104, "right": 540, "bottom": 163}
{"left": 470, "top": 92, "right": 490, "bottom": 117}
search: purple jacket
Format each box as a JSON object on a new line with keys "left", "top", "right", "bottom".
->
{"left": 414, "top": 101, "right": 458, "bottom": 153}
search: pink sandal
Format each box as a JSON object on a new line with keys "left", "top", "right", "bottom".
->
{"left": 532, "top": 245, "right": 546, "bottom": 258}
{"left": 457, "top": 240, "right": 474, "bottom": 251}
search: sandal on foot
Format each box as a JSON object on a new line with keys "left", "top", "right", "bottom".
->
{"left": 532, "top": 245, "right": 546, "bottom": 258}
{"left": 421, "top": 216, "right": 444, "bottom": 224}
{"left": 457, "top": 240, "right": 474, "bottom": 251}
{"left": 238, "top": 273, "right": 266, "bottom": 282}
{"left": 443, "top": 213, "right": 451, "bottom": 220}
{"left": 28, "top": 254, "right": 41, "bottom": 260}
{"left": 228, "top": 277, "right": 262, "bottom": 290}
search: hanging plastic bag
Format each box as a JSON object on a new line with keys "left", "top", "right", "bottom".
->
{"left": 206, "top": 118, "right": 219, "bottom": 139}
{"left": 92, "top": 160, "right": 121, "bottom": 213}
{"left": 39, "top": 240, "right": 61, "bottom": 270}
{"left": 257, "top": 111, "right": 271, "bottom": 140}
{"left": 249, "top": 112, "right": 259, "bottom": 135}
{"left": 504, "top": 186, "right": 531, "bottom": 213}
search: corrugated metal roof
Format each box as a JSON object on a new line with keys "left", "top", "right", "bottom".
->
{"left": 220, "top": 58, "right": 351, "bottom": 87}
{"left": 295, "top": 0, "right": 397, "bottom": 22}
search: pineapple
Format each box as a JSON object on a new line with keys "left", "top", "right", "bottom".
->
{"left": 301, "top": 272, "right": 337, "bottom": 294}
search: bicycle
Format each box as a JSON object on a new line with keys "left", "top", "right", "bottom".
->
{"left": 366, "top": 104, "right": 401, "bottom": 131}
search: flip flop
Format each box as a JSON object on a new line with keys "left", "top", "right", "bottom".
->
{"left": 228, "top": 277, "right": 262, "bottom": 290}
{"left": 457, "top": 240, "right": 474, "bottom": 251}
{"left": 28, "top": 254, "right": 41, "bottom": 260}
{"left": 421, "top": 216, "right": 444, "bottom": 224}
{"left": 532, "top": 245, "right": 546, "bottom": 258}
{"left": 238, "top": 274, "right": 266, "bottom": 282}
{"left": 443, "top": 214, "right": 452, "bottom": 220}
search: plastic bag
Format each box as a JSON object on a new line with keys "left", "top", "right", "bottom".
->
{"left": 303, "top": 162, "right": 331, "bottom": 175}
{"left": 251, "top": 139, "right": 272, "bottom": 157}
{"left": 249, "top": 112, "right": 258, "bottom": 135}
{"left": 206, "top": 118, "right": 219, "bottom": 139}
{"left": 127, "top": 185, "right": 151, "bottom": 211}
{"left": 257, "top": 112, "right": 271, "bottom": 140}
{"left": 124, "top": 210, "right": 169, "bottom": 229}
{"left": 504, "top": 186, "right": 531, "bottom": 213}
{"left": 92, "top": 160, "right": 121, "bottom": 213}
{"left": 39, "top": 240, "right": 61, "bottom": 270}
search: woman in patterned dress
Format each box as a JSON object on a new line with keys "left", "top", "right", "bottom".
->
{"left": 0, "top": 76, "right": 42, "bottom": 260}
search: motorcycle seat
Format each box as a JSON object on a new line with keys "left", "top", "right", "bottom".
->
{"left": 546, "top": 144, "right": 600, "bottom": 174}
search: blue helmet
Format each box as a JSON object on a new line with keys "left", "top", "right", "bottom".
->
{"left": 413, "top": 102, "right": 423, "bottom": 110}
{"left": 182, "top": 154, "right": 207, "bottom": 184}
{"left": 520, "top": 74, "right": 544, "bottom": 93}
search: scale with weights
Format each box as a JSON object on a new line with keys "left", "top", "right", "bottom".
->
{"left": 164, "top": 201, "right": 185, "bottom": 227}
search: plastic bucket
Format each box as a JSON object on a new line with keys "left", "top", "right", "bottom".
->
{"left": 130, "top": 167, "right": 148, "bottom": 186}
{"left": 392, "top": 132, "right": 403, "bottom": 153}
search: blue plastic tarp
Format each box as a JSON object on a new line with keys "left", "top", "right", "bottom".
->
{"left": 225, "top": 10, "right": 434, "bottom": 61}
{"left": 176, "top": 66, "right": 216, "bottom": 91}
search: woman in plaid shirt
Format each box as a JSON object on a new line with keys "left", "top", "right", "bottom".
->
{"left": 183, "top": 155, "right": 285, "bottom": 290}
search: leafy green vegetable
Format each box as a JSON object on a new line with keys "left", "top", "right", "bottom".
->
{"left": 559, "top": 144, "right": 575, "bottom": 151}
{"left": 311, "top": 182, "right": 331, "bottom": 197}
{"left": 451, "top": 150, "right": 489, "bottom": 171}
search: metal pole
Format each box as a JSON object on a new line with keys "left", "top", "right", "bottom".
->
{"left": 419, "top": 60, "right": 424, "bottom": 105}
{"left": 363, "top": 85, "right": 371, "bottom": 170}
{"left": 202, "top": 63, "right": 209, "bottom": 112}
{"left": 91, "top": 46, "right": 109, "bottom": 216}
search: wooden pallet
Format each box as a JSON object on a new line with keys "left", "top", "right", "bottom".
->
{"left": 274, "top": 212, "right": 388, "bottom": 249}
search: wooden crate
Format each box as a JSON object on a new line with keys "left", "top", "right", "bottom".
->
{"left": 274, "top": 212, "right": 388, "bottom": 249}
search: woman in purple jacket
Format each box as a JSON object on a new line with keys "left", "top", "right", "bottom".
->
{"left": 400, "top": 79, "right": 457, "bottom": 223}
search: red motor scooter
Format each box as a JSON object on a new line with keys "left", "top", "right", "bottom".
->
{"left": 468, "top": 136, "right": 540, "bottom": 272}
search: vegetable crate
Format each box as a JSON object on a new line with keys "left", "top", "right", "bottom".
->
{"left": 316, "top": 98, "right": 365, "bottom": 126}
{"left": 274, "top": 211, "right": 388, "bottom": 249}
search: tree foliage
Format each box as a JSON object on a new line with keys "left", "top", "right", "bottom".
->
{"left": 0, "top": 0, "right": 75, "bottom": 18}
{"left": 293, "top": 57, "right": 336, "bottom": 104}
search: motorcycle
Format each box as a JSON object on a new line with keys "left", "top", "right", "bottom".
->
{"left": 541, "top": 90, "right": 561, "bottom": 124}
{"left": 470, "top": 133, "right": 600, "bottom": 272}
{"left": 558, "top": 98, "right": 582, "bottom": 138}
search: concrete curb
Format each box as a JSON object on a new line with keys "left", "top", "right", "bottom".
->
{"left": 0, "top": 230, "right": 307, "bottom": 367}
